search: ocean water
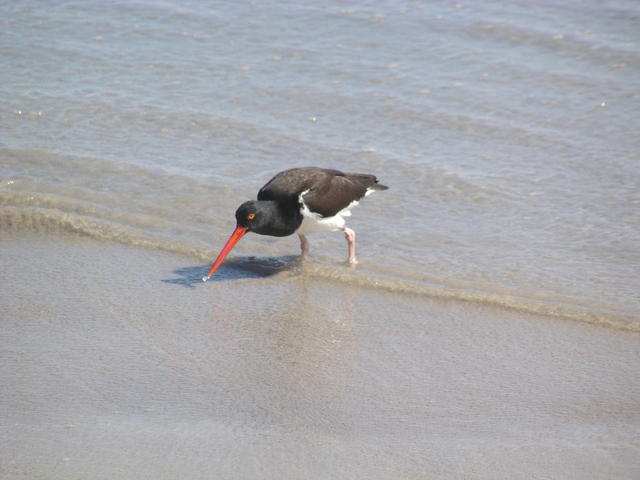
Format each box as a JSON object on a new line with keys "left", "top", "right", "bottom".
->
{"left": 2, "top": 0, "right": 639, "bottom": 329}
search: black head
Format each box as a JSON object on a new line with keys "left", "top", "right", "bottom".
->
{"left": 234, "top": 200, "right": 299, "bottom": 237}
{"left": 235, "top": 200, "right": 281, "bottom": 235}
{"left": 235, "top": 200, "right": 262, "bottom": 230}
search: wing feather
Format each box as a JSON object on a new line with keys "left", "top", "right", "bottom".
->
{"left": 257, "top": 167, "right": 387, "bottom": 218}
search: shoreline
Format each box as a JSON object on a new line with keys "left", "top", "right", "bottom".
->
{"left": 1, "top": 205, "right": 635, "bottom": 332}
{"left": 2, "top": 231, "right": 639, "bottom": 479}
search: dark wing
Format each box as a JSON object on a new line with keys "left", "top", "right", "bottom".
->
{"left": 257, "top": 167, "right": 342, "bottom": 202}
{"left": 258, "top": 167, "right": 388, "bottom": 217}
{"left": 303, "top": 171, "right": 388, "bottom": 218}
{"left": 301, "top": 175, "right": 365, "bottom": 217}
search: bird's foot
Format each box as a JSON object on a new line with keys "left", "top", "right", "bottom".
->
{"left": 346, "top": 257, "right": 359, "bottom": 267}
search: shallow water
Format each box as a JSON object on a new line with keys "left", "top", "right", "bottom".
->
{"left": 2, "top": 0, "right": 639, "bottom": 328}
{"left": 2, "top": 232, "right": 639, "bottom": 479}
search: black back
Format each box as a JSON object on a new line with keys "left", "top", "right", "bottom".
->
{"left": 257, "top": 167, "right": 387, "bottom": 218}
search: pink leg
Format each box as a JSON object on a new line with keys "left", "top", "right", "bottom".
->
{"left": 342, "top": 227, "right": 358, "bottom": 265}
{"left": 298, "top": 233, "right": 310, "bottom": 260}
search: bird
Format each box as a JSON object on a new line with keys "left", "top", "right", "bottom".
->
{"left": 203, "top": 167, "right": 388, "bottom": 281}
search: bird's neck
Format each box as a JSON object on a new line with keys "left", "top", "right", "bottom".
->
{"left": 253, "top": 200, "right": 301, "bottom": 237}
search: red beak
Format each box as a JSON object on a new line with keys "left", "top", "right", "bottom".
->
{"left": 203, "top": 225, "right": 248, "bottom": 281}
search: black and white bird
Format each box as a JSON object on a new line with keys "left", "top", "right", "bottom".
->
{"left": 203, "top": 167, "right": 388, "bottom": 280}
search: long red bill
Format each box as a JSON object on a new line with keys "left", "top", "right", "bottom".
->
{"left": 203, "top": 225, "right": 248, "bottom": 281}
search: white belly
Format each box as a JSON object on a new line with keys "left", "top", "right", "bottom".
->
{"left": 296, "top": 210, "right": 347, "bottom": 234}
{"left": 295, "top": 190, "right": 359, "bottom": 234}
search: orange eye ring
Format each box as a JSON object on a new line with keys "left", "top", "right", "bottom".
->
{"left": 247, "top": 213, "right": 256, "bottom": 220}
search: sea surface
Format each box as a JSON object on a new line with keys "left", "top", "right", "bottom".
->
{"left": 2, "top": 0, "right": 639, "bottom": 328}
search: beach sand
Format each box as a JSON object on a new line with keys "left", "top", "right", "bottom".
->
{"left": 1, "top": 231, "right": 639, "bottom": 479}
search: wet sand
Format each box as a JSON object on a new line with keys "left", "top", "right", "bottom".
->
{"left": 1, "top": 231, "right": 639, "bottom": 479}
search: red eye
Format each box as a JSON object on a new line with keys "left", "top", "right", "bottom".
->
{"left": 247, "top": 213, "right": 256, "bottom": 220}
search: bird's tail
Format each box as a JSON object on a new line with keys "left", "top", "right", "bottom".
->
{"left": 347, "top": 173, "right": 389, "bottom": 191}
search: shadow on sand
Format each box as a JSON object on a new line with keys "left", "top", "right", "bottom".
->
{"left": 162, "top": 255, "right": 301, "bottom": 288}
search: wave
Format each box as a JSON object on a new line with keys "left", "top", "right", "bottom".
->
{"left": 301, "top": 264, "right": 640, "bottom": 333}
{"left": 0, "top": 205, "right": 214, "bottom": 262}
{"left": 2, "top": 204, "right": 638, "bottom": 333}
{"left": 464, "top": 19, "right": 640, "bottom": 68}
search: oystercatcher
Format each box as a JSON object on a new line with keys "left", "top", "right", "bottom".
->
{"left": 203, "top": 167, "right": 388, "bottom": 281}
